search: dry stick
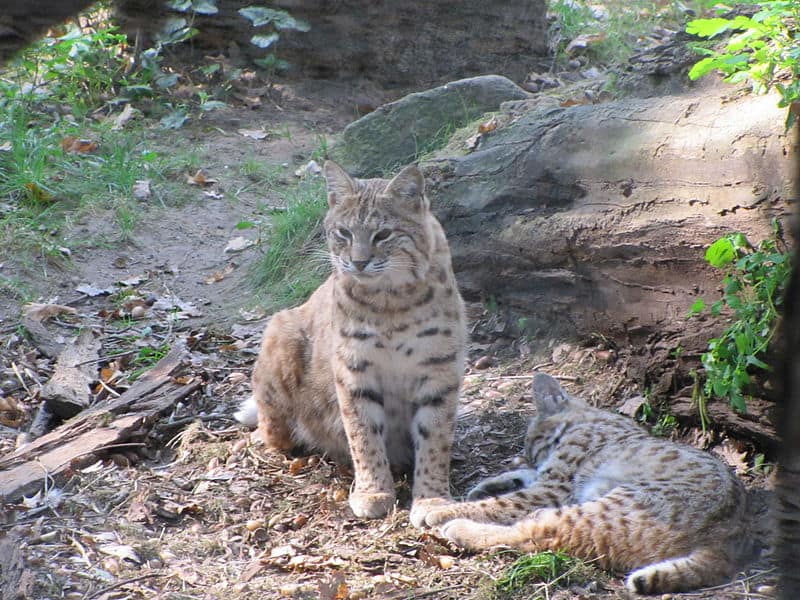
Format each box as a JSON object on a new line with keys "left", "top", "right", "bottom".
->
{"left": 484, "top": 375, "right": 579, "bottom": 382}
{"left": 85, "top": 572, "right": 165, "bottom": 600}
{"left": 387, "top": 584, "right": 467, "bottom": 599}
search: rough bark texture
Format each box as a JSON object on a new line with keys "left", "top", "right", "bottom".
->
{"left": 424, "top": 87, "right": 796, "bottom": 347}
{"left": 0, "top": 343, "right": 200, "bottom": 502}
{"left": 777, "top": 178, "right": 800, "bottom": 598}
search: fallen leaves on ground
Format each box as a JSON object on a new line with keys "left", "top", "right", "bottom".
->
{"left": 23, "top": 303, "right": 77, "bottom": 322}
{"left": 61, "top": 136, "right": 98, "bottom": 153}
{"left": 186, "top": 170, "right": 218, "bottom": 186}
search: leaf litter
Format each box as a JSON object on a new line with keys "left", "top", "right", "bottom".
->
{"left": 0, "top": 298, "right": 778, "bottom": 600}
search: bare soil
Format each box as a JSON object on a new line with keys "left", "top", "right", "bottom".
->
{"left": 0, "top": 77, "right": 779, "bottom": 600}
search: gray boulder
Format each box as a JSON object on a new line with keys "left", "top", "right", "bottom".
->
{"left": 336, "top": 75, "right": 529, "bottom": 177}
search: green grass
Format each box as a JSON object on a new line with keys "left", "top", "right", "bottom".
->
{"left": 493, "top": 550, "right": 590, "bottom": 598}
{"left": 253, "top": 177, "right": 330, "bottom": 309}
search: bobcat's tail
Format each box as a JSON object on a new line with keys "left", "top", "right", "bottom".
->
{"left": 234, "top": 395, "right": 258, "bottom": 427}
{"left": 625, "top": 548, "right": 735, "bottom": 594}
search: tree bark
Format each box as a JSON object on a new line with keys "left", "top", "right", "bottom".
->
{"left": 777, "top": 133, "right": 800, "bottom": 599}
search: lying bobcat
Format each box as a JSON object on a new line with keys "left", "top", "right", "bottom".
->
{"left": 424, "top": 373, "right": 752, "bottom": 594}
{"left": 237, "top": 161, "right": 466, "bottom": 527}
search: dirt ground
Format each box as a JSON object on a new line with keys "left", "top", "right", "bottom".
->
{"left": 0, "top": 71, "right": 781, "bottom": 599}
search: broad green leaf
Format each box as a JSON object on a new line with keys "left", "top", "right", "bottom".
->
{"left": 250, "top": 33, "right": 279, "bottom": 48}
{"left": 192, "top": 0, "right": 219, "bottom": 14}
{"left": 688, "top": 298, "right": 706, "bottom": 315}
{"left": 705, "top": 237, "right": 735, "bottom": 268}
{"left": 167, "top": 0, "right": 192, "bottom": 11}
{"left": 686, "top": 18, "right": 734, "bottom": 38}
{"left": 160, "top": 110, "right": 188, "bottom": 129}
{"left": 688, "top": 57, "right": 719, "bottom": 80}
{"left": 236, "top": 220, "right": 256, "bottom": 229}
{"left": 200, "top": 100, "right": 227, "bottom": 111}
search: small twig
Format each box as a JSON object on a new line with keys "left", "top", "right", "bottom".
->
{"left": 85, "top": 572, "right": 165, "bottom": 600}
{"left": 75, "top": 349, "right": 138, "bottom": 366}
{"left": 387, "top": 584, "right": 467, "bottom": 599}
{"left": 483, "top": 374, "right": 579, "bottom": 382}
{"left": 95, "top": 378, "right": 121, "bottom": 398}
{"left": 11, "top": 362, "right": 32, "bottom": 395}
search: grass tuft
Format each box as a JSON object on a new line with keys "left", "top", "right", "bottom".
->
{"left": 494, "top": 550, "right": 589, "bottom": 597}
{"left": 253, "top": 177, "right": 330, "bottom": 309}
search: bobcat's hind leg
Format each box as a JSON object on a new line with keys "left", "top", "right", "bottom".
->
{"left": 626, "top": 548, "right": 735, "bottom": 594}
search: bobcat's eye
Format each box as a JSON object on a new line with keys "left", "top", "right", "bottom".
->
{"left": 335, "top": 227, "right": 352, "bottom": 241}
{"left": 372, "top": 229, "right": 393, "bottom": 243}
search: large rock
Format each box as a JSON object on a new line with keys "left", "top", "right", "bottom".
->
{"left": 336, "top": 75, "right": 530, "bottom": 177}
{"left": 421, "top": 86, "right": 795, "bottom": 344}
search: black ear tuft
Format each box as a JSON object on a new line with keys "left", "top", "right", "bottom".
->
{"left": 323, "top": 160, "right": 357, "bottom": 207}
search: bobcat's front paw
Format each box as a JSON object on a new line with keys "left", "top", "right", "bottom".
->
{"left": 349, "top": 491, "right": 395, "bottom": 519}
{"left": 441, "top": 519, "right": 514, "bottom": 551}
{"left": 409, "top": 497, "right": 453, "bottom": 529}
{"left": 440, "top": 518, "right": 489, "bottom": 550}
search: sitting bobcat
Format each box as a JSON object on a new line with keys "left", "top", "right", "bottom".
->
{"left": 424, "top": 373, "right": 752, "bottom": 594}
{"left": 237, "top": 161, "right": 466, "bottom": 527}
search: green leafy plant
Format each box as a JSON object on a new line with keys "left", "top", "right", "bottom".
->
{"left": 239, "top": 5, "right": 310, "bottom": 71}
{"left": 689, "top": 229, "right": 792, "bottom": 411}
{"left": 686, "top": 1, "right": 800, "bottom": 128}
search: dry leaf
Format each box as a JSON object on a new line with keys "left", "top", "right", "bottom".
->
{"left": 24, "top": 182, "right": 53, "bottom": 203}
{"left": 289, "top": 457, "right": 308, "bottom": 475}
{"left": 319, "top": 571, "right": 350, "bottom": 600}
{"left": 618, "top": 395, "right": 645, "bottom": 418}
{"left": 204, "top": 263, "right": 236, "bottom": 284}
{"left": 560, "top": 97, "right": 590, "bottom": 107}
{"left": 0, "top": 141, "right": 11, "bottom": 151}
{"left": 238, "top": 128, "right": 268, "bottom": 140}
{"left": 98, "top": 543, "right": 142, "bottom": 564}
{"left": 112, "top": 103, "right": 137, "bottom": 130}
{"left": 565, "top": 32, "right": 607, "bottom": 55}
{"left": 186, "top": 169, "right": 218, "bottom": 186}
{"left": 713, "top": 439, "right": 749, "bottom": 475}
{"left": 23, "top": 302, "right": 77, "bottom": 322}
{"left": 132, "top": 179, "right": 151, "bottom": 200}
{"left": 224, "top": 236, "right": 256, "bottom": 253}
{"left": 478, "top": 117, "right": 498, "bottom": 134}
{"left": 76, "top": 283, "right": 115, "bottom": 296}
{"left": 240, "top": 559, "right": 266, "bottom": 582}
{"left": 61, "top": 136, "right": 98, "bottom": 153}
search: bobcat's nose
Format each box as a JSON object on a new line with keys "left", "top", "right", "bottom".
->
{"left": 352, "top": 259, "right": 370, "bottom": 272}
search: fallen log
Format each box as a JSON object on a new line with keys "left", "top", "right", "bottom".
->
{"left": 669, "top": 394, "right": 779, "bottom": 451}
{"left": 0, "top": 342, "right": 201, "bottom": 503}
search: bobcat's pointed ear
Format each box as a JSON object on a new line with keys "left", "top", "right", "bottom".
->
{"left": 384, "top": 164, "right": 428, "bottom": 213}
{"left": 324, "top": 160, "right": 357, "bottom": 207}
{"left": 532, "top": 373, "right": 571, "bottom": 416}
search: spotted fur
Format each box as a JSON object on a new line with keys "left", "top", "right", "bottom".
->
{"left": 424, "top": 373, "right": 752, "bottom": 594}
{"left": 246, "top": 161, "right": 466, "bottom": 526}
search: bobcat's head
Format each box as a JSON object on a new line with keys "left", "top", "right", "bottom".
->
{"left": 323, "top": 161, "right": 434, "bottom": 285}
